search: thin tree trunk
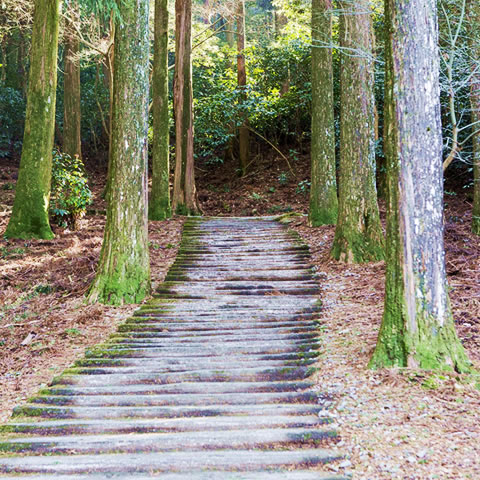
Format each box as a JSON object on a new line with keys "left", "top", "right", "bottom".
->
{"left": 87, "top": 0, "right": 150, "bottom": 305}
{"left": 5, "top": 30, "right": 21, "bottom": 91}
{"left": 5, "top": 0, "right": 60, "bottom": 240}
{"left": 468, "top": 0, "right": 480, "bottom": 235}
{"left": 370, "top": 0, "right": 470, "bottom": 371}
{"left": 331, "top": 0, "right": 384, "bottom": 262}
{"left": 63, "top": 4, "right": 82, "bottom": 160}
{"left": 309, "top": 0, "right": 338, "bottom": 226}
{"left": 236, "top": 0, "right": 249, "bottom": 176}
{"left": 172, "top": 0, "right": 199, "bottom": 215}
{"left": 150, "top": 0, "right": 171, "bottom": 220}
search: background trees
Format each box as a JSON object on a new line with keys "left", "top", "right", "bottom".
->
{"left": 0, "top": 0, "right": 476, "bottom": 370}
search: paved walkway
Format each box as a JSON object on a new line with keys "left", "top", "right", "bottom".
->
{"left": 0, "top": 217, "right": 347, "bottom": 479}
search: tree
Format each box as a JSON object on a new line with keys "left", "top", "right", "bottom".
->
{"left": 468, "top": 0, "right": 480, "bottom": 235}
{"left": 5, "top": 0, "right": 60, "bottom": 240}
{"left": 172, "top": 0, "right": 199, "bottom": 215}
{"left": 150, "top": 0, "right": 171, "bottom": 221}
{"left": 63, "top": 3, "right": 82, "bottom": 160}
{"left": 87, "top": 0, "right": 150, "bottom": 305}
{"left": 331, "top": 0, "right": 384, "bottom": 262}
{"left": 370, "top": 0, "right": 471, "bottom": 371}
{"left": 236, "top": 0, "right": 249, "bottom": 176}
{"left": 309, "top": 0, "right": 338, "bottom": 227}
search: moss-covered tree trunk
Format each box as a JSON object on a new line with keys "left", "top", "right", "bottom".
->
{"left": 309, "top": 0, "right": 338, "bottom": 227}
{"left": 369, "top": 0, "right": 471, "bottom": 372}
{"left": 150, "top": 0, "right": 171, "bottom": 220}
{"left": 331, "top": 0, "right": 384, "bottom": 263}
{"left": 236, "top": 0, "right": 249, "bottom": 176}
{"left": 5, "top": 0, "right": 60, "bottom": 240}
{"left": 63, "top": 4, "right": 82, "bottom": 160}
{"left": 468, "top": 0, "right": 480, "bottom": 235}
{"left": 172, "top": 0, "right": 199, "bottom": 215}
{"left": 87, "top": 0, "right": 150, "bottom": 305}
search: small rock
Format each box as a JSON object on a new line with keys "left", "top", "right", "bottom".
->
{"left": 339, "top": 460, "right": 352, "bottom": 469}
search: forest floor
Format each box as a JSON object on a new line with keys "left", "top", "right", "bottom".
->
{"left": 1, "top": 152, "right": 480, "bottom": 478}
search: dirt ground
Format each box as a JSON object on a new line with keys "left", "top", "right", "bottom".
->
{"left": 0, "top": 163, "right": 184, "bottom": 422}
{"left": 288, "top": 200, "right": 480, "bottom": 479}
{"left": 1, "top": 154, "right": 480, "bottom": 478}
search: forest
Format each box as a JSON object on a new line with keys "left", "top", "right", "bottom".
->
{"left": 0, "top": 0, "right": 479, "bottom": 478}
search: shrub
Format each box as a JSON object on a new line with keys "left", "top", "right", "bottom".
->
{"left": 50, "top": 150, "right": 92, "bottom": 230}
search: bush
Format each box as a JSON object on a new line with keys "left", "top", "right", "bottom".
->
{"left": 50, "top": 150, "right": 92, "bottom": 230}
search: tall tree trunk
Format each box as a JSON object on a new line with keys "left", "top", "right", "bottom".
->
{"left": 150, "top": 0, "right": 171, "bottom": 220}
{"left": 468, "top": 0, "right": 480, "bottom": 235}
{"left": 369, "top": 0, "right": 470, "bottom": 372}
{"left": 5, "top": 0, "right": 60, "bottom": 240}
{"left": 63, "top": 5, "right": 82, "bottom": 160}
{"left": 4, "top": 30, "right": 22, "bottom": 91}
{"left": 309, "top": 0, "right": 338, "bottom": 226}
{"left": 172, "top": 0, "right": 199, "bottom": 215}
{"left": 236, "top": 0, "right": 249, "bottom": 176}
{"left": 331, "top": 0, "right": 384, "bottom": 262}
{"left": 87, "top": 0, "right": 150, "bottom": 305}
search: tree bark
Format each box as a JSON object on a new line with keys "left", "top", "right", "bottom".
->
{"left": 309, "top": 0, "right": 338, "bottom": 226}
{"left": 87, "top": 0, "right": 150, "bottom": 305}
{"left": 331, "top": 0, "right": 384, "bottom": 262}
{"left": 236, "top": 0, "right": 249, "bottom": 176}
{"left": 370, "top": 0, "right": 470, "bottom": 372}
{"left": 150, "top": 0, "right": 171, "bottom": 220}
{"left": 172, "top": 0, "right": 199, "bottom": 215}
{"left": 468, "top": 0, "right": 480, "bottom": 235}
{"left": 5, "top": 0, "right": 60, "bottom": 240}
{"left": 63, "top": 4, "right": 82, "bottom": 160}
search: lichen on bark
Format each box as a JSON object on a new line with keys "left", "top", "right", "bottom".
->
{"left": 331, "top": 0, "right": 384, "bottom": 262}
{"left": 87, "top": 0, "right": 151, "bottom": 306}
{"left": 370, "top": 0, "right": 471, "bottom": 372}
{"left": 309, "top": 0, "right": 338, "bottom": 227}
{"left": 5, "top": 0, "right": 60, "bottom": 240}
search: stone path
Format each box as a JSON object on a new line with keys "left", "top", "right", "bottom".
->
{"left": 0, "top": 217, "right": 348, "bottom": 479}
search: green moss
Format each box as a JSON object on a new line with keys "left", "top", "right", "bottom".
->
{"left": 308, "top": 206, "right": 338, "bottom": 227}
{"left": 331, "top": 228, "right": 384, "bottom": 263}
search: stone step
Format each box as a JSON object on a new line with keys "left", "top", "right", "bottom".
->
{"left": 85, "top": 342, "right": 320, "bottom": 356}
{"left": 29, "top": 391, "right": 318, "bottom": 407}
{"left": 1, "top": 414, "right": 328, "bottom": 435}
{"left": 0, "top": 427, "right": 338, "bottom": 455}
{"left": 0, "top": 449, "right": 343, "bottom": 474}
{"left": 2, "top": 472, "right": 349, "bottom": 480}
{"left": 53, "top": 365, "right": 314, "bottom": 383}
{"left": 73, "top": 357, "right": 315, "bottom": 369}
{"left": 0, "top": 217, "right": 344, "bottom": 477}
{"left": 13, "top": 403, "right": 322, "bottom": 420}
{"left": 36, "top": 381, "right": 315, "bottom": 396}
